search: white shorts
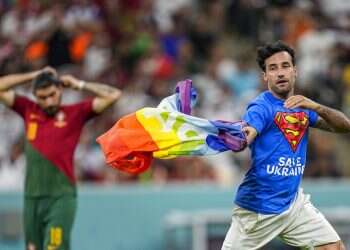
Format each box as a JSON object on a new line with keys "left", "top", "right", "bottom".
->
{"left": 222, "top": 189, "right": 340, "bottom": 250}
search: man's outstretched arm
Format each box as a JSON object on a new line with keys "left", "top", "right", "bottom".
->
{"left": 284, "top": 95, "right": 350, "bottom": 133}
{"left": 0, "top": 67, "right": 55, "bottom": 107}
{"left": 60, "top": 75, "right": 122, "bottom": 113}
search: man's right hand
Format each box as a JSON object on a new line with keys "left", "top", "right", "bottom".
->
{"left": 242, "top": 126, "right": 258, "bottom": 145}
{"left": 37, "top": 66, "right": 57, "bottom": 78}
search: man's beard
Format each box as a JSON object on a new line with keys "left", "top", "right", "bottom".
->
{"left": 272, "top": 83, "right": 292, "bottom": 98}
{"left": 43, "top": 106, "right": 59, "bottom": 117}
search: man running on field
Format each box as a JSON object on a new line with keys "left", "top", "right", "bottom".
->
{"left": 222, "top": 41, "right": 349, "bottom": 250}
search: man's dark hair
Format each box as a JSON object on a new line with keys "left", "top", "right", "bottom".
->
{"left": 33, "top": 72, "right": 62, "bottom": 92}
{"left": 256, "top": 40, "right": 295, "bottom": 72}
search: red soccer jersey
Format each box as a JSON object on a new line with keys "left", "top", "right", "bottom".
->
{"left": 12, "top": 95, "right": 97, "bottom": 196}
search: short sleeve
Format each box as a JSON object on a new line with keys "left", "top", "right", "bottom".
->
{"left": 12, "top": 95, "right": 35, "bottom": 118}
{"left": 308, "top": 109, "right": 319, "bottom": 127}
{"left": 242, "top": 103, "right": 269, "bottom": 134}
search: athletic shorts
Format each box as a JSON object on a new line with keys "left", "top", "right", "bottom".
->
{"left": 24, "top": 195, "right": 77, "bottom": 250}
{"left": 221, "top": 188, "right": 340, "bottom": 250}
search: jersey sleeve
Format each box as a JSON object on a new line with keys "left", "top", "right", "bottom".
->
{"left": 242, "top": 102, "right": 269, "bottom": 134}
{"left": 308, "top": 109, "right": 319, "bottom": 127}
{"left": 11, "top": 95, "right": 35, "bottom": 118}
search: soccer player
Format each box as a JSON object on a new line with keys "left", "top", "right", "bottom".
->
{"left": 222, "top": 41, "right": 350, "bottom": 250}
{"left": 0, "top": 67, "right": 121, "bottom": 250}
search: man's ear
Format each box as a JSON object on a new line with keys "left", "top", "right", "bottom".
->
{"left": 262, "top": 71, "right": 267, "bottom": 83}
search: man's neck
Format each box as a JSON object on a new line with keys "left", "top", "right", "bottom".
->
{"left": 269, "top": 90, "right": 294, "bottom": 100}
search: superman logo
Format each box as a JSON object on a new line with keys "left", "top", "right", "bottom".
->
{"left": 274, "top": 112, "right": 309, "bottom": 151}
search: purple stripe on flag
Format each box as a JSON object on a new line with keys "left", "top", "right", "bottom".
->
{"left": 176, "top": 79, "right": 192, "bottom": 115}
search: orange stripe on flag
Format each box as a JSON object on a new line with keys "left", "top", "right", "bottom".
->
{"left": 96, "top": 113, "right": 159, "bottom": 174}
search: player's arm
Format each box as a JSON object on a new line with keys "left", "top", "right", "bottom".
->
{"left": 313, "top": 107, "right": 350, "bottom": 133}
{"left": 241, "top": 102, "right": 268, "bottom": 145}
{"left": 284, "top": 95, "right": 350, "bottom": 133}
{"left": 0, "top": 67, "right": 56, "bottom": 107}
{"left": 60, "top": 75, "right": 122, "bottom": 113}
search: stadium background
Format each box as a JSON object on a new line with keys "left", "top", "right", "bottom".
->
{"left": 0, "top": 0, "right": 349, "bottom": 249}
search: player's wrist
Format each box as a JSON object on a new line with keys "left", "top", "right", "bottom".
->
{"left": 312, "top": 102, "right": 321, "bottom": 112}
{"left": 77, "top": 80, "right": 86, "bottom": 90}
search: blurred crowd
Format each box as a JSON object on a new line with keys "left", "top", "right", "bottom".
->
{"left": 0, "top": 0, "right": 350, "bottom": 189}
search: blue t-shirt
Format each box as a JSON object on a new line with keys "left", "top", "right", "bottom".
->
{"left": 235, "top": 91, "right": 318, "bottom": 214}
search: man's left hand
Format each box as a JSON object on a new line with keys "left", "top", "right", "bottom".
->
{"left": 60, "top": 75, "right": 84, "bottom": 90}
{"left": 284, "top": 95, "right": 319, "bottom": 110}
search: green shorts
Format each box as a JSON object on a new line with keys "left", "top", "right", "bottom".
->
{"left": 24, "top": 195, "right": 77, "bottom": 250}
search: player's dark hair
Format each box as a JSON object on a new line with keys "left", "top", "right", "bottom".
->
{"left": 33, "top": 72, "right": 62, "bottom": 92}
{"left": 256, "top": 40, "right": 295, "bottom": 72}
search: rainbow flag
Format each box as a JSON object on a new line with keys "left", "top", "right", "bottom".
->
{"left": 97, "top": 80, "right": 247, "bottom": 174}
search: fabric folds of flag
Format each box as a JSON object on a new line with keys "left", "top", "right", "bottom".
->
{"left": 97, "top": 79, "right": 247, "bottom": 174}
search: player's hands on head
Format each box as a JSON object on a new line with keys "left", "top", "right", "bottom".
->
{"left": 60, "top": 75, "right": 81, "bottom": 90}
{"left": 32, "top": 66, "right": 57, "bottom": 79}
{"left": 284, "top": 95, "right": 319, "bottom": 110}
{"left": 40, "top": 66, "right": 57, "bottom": 77}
